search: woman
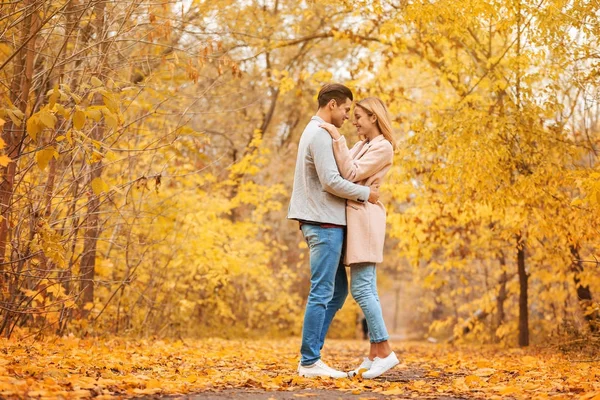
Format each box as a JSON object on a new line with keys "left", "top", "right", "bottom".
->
{"left": 320, "top": 97, "right": 398, "bottom": 379}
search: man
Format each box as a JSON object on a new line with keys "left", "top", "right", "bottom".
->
{"left": 288, "top": 83, "right": 379, "bottom": 378}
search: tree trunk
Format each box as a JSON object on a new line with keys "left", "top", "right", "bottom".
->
{"left": 570, "top": 244, "right": 596, "bottom": 332}
{"left": 0, "top": 0, "right": 40, "bottom": 337}
{"left": 494, "top": 256, "right": 508, "bottom": 342}
{"left": 79, "top": 0, "right": 107, "bottom": 317}
{"left": 517, "top": 234, "right": 529, "bottom": 347}
{"left": 0, "top": 0, "right": 39, "bottom": 271}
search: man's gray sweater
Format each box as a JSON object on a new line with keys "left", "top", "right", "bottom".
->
{"left": 287, "top": 116, "right": 370, "bottom": 225}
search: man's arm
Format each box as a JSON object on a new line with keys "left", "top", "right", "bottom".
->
{"left": 311, "top": 130, "right": 373, "bottom": 203}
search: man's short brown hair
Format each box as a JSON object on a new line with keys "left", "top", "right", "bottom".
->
{"left": 317, "top": 83, "right": 353, "bottom": 108}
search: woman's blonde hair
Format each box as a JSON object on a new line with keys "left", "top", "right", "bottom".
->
{"left": 355, "top": 97, "right": 398, "bottom": 151}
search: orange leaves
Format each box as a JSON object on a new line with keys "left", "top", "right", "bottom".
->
{"left": 0, "top": 338, "right": 598, "bottom": 399}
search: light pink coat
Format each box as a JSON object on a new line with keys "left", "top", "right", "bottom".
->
{"left": 332, "top": 134, "right": 394, "bottom": 265}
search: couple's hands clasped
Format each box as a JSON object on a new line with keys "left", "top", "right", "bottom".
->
{"left": 320, "top": 122, "right": 379, "bottom": 204}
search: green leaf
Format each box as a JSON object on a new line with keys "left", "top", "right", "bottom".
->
{"left": 91, "top": 177, "right": 109, "bottom": 195}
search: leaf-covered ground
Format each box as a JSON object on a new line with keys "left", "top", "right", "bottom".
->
{"left": 1, "top": 336, "right": 598, "bottom": 399}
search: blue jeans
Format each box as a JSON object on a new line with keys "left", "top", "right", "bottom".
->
{"left": 351, "top": 263, "right": 389, "bottom": 343}
{"left": 300, "top": 224, "right": 348, "bottom": 366}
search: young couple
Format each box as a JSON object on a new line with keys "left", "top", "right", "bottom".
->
{"left": 288, "top": 83, "right": 399, "bottom": 379}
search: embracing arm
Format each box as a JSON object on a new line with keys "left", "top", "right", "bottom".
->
{"left": 311, "top": 131, "right": 372, "bottom": 202}
{"left": 320, "top": 123, "right": 394, "bottom": 183}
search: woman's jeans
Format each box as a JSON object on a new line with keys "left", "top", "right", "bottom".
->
{"left": 300, "top": 224, "right": 348, "bottom": 366}
{"left": 350, "top": 263, "right": 389, "bottom": 343}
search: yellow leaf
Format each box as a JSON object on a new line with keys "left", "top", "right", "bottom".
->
{"left": 83, "top": 302, "right": 94, "bottom": 311}
{"left": 64, "top": 299, "right": 77, "bottom": 309}
{"left": 473, "top": 367, "right": 496, "bottom": 377}
{"left": 86, "top": 107, "right": 102, "bottom": 122}
{"left": 496, "top": 385, "right": 520, "bottom": 395}
{"left": 132, "top": 388, "right": 161, "bottom": 395}
{"left": 48, "top": 84, "right": 59, "bottom": 108}
{"left": 39, "top": 110, "right": 57, "bottom": 129}
{"left": 104, "top": 112, "right": 118, "bottom": 129}
{"left": 381, "top": 387, "right": 404, "bottom": 395}
{"left": 70, "top": 92, "right": 82, "bottom": 104}
{"left": 22, "top": 289, "right": 39, "bottom": 298}
{"left": 103, "top": 93, "right": 118, "bottom": 112}
{"left": 73, "top": 108, "right": 86, "bottom": 130}
{"left": 91, "top": 76, "right": 103, "bottom": 87}
{"left": 6, "top": 109, "right": 21, "bottom": 127}
{"left": 46, "top": 284, "right": 66, "bottom": 298}
{"left": 26, "top": 115, "right": 42, "bottom": 140}
{"left": 91, "top": 177, "right": 109, "bottom": 195}
{"left": 465, "top": 375, "right": 483, "bottom": 386}
{"left": 0, "top": 155, "right": 11, "bottom": 166}
{"left": 0, "top": 117, "right": 4, "bottom": 128}
{"left": 0, "top": 43, "right": 11, "bottom": 55}
{"left": 54, "top": 103, "right": 68, "bottom": 117}
{"left": 36, "top": 147, "right": 58, "bottom": 171}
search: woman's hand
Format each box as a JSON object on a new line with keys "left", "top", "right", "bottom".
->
{"left": 319, "top": 122, "right": 342, "bottom": 140}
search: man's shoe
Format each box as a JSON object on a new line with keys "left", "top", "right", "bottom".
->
{"left": 348, "top": 357, "right": 373, "bottom": 378}
{"left": 362, "top": 351, "right": 399, "bottom": 379}
{"left": 298, "top": 360, "right": 347, "bottom": 378}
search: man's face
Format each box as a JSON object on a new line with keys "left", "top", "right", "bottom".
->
{"left": 331, "top": 98, "right": 353, "bottom": 128}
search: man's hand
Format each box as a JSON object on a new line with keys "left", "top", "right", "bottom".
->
{"left": 368, "top": 185, "right": 380, "bottom": 204}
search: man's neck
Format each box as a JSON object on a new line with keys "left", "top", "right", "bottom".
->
{"left": 315, "top": 109, "right": 332, "bottom": 123}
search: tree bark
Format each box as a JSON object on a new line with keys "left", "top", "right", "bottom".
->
{"left": 517, "top": 234, "right": 529, "bottom": 347}
{"left": 0, "top": 0, "right": 39, "bottom": 271}
{"left": 570, "top": 244, "right": 596, "bottom": 332}
{"left": 494, "top": 256, "right": 508, "bottom": 342}
{"left": 79, "top": 0, "right": 107, "bottom": 316}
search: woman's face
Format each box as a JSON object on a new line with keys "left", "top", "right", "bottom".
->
{"left": 353, "top": 106, "right": 377, "bottom": 137}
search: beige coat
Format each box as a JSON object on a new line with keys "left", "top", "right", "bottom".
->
{"left": 332, "top": 134, "right": 394, "bottom": 265}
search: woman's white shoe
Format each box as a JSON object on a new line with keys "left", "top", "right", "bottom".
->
{"left": 361, "top": 351, "right": 399, "bottom": 379}
{"left": 348, "top": 357, "right": 373, "bottom": 378}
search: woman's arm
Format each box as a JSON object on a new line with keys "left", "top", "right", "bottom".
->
{"left": 319, "top": 123, "right": 355, "bottom": 180}
{"left": 321, "top": 123, "right": 393, "bottom": 183}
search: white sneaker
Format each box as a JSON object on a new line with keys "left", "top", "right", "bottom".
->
{"left": 297, "top": 360, "right": 348, "bottom": 378}
{"left": 348, "top": 357, "right": 373, "bottom": 378}
{"left": 362, "top": 351, "right": 399, "bottom": 379}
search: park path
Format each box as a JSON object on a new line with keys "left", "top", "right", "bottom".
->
{"left": 2, "top": 336, "right": 596, "bottom": 399}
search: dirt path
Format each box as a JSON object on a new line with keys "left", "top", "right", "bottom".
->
{"left": 178, "top": 389, "right": 469, "bottom": 399}
{"left": 164, "top": 361, "right": 476, "bottom": 399}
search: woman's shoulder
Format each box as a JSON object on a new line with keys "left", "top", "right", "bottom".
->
{"left": 371, "top": 136, "right": 394, "bottom": 153}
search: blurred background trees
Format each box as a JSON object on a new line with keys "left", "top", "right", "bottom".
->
{"left": 0, "top": 0, "right": 598, "bottom": 346}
